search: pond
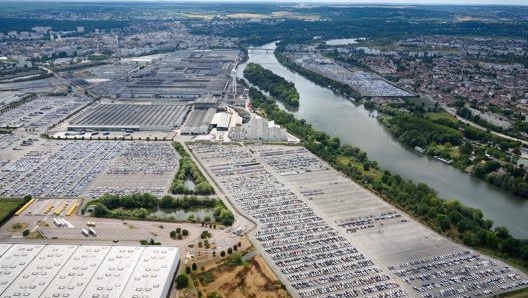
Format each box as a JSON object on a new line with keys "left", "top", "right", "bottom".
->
{"left": 149, "top": 208, "right": 214, "bottom": 221}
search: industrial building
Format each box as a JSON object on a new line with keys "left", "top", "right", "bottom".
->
{"left": 0, "top": 244, "right": 180, "bottom": 298}
{"left": 228, "top": 115, "right": 288, "bottom": 142}
{"left": 210, "top": 112, "right": 231, "bottom": 131}
{"left": 180, "top": 108, "right": 216, "bottom": 135}
{"left": 97, "top": 50, "right": 240, "bottom": 100}
{"left": 180, "top": 97, "right": 220, "bottom": 135}
{"left": 68, "top": 103, "right": 191, "bottom": 132}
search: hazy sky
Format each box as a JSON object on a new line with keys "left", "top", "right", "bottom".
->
{"left": 4, "top": 0, "right": 527, "bottom": 4}
{"left": 6, "top": 0, "right": 528, "bottom": 4}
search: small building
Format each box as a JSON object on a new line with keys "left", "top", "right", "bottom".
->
{"left": 211, "top": 112, "right": 231, "bottom": 131}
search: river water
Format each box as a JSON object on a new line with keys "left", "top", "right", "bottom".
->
{"left": 238, "top": 43, "right": 528, "bottom": 238}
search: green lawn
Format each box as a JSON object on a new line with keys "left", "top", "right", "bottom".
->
{"left": 0, "top": 199, "right": 24, "bottom": 223}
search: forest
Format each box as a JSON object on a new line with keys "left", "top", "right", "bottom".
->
{"left": 170, "top": 142, "right": 215, "bottom": 195}
{"left": 243, "top": 63, "right": 299, "bottom": 108}
{"left": 382, "top": 106, "right": 528, "bottom": 198}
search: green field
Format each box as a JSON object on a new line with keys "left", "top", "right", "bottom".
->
{"left": 0, "top": 199, "right": 24, "bottom": 223}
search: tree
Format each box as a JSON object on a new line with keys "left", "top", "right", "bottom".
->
{"left": 176, "top": 227, "right": 182, "bottom": 234}
{"left": 191, "top": 262, "right": 197, "bottom": 271}
{"left": 175, "top": 274, "right": 189, "bottom": 289}
{"left": 182, "top": 229, "right": 189, "bottom": 236}
{"left": 495, "top": 226, "right": 511, "bottom": 239}
{"left": 227, "top": 248, "right": 233, "bottom": 255}
{"left": 220, "top": 251, "right": 226, "bottom": 257}
{"left": 22, "top": 229, "right": 30, "bottom": 237}
{"left": 207, "top": 292, "right": 223, "bottom": 298}
{"left": 170, "top": 231, "right": 176, "bottom": 238}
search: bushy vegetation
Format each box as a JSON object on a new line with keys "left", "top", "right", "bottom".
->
{"left": 171, "top": 142, "right": 215, "bottom": 195}
{"left": 248, "top": 86, "right": 528, "bottom": 269}
{"left": 0, "top": 197, "right": 29, "bottom": 224}
{"left": 386, "top": 113, "right": 463, "bottom": 148}
{"left": 244, "top": 63, "right": 299, "bottom": 108}
{"left": 88, "top": 192, "right": 235, "bottom": 226}
{"left": 159, "top": 195, "right": 217, "bottom": 209}
{"left": 213, "top": 201, "right": 235, "bottom": 226}
{"left": 380, "top": 103, "right": 528, "bottom": 198}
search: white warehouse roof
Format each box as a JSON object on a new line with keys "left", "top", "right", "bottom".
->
{"left": 211, "top": 112, "right": 231, "bottom": 129}
{"left": 0, "top": 244, "right": 180, "bottom": 298}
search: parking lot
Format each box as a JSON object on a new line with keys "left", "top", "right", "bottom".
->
{"left": 251, "top": 145, "right": 528, "bottom": 298}
{"left": 0, "top": 95, "right": 92, "bottom": 131}
{"left": 0, "top": 140, "right": 179, "bottom": 198}
{"left": 190, "top": 143, "right": 406, "bottom": 298}
{"left": 85, "top": 141, "right": 179, "bottom": 198}
{"left": 190, "top": 143, "right": 528, "bottom": 298}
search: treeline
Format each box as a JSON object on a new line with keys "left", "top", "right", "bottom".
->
{"left": 248, "top": 86, "right": 528, "bottom": 269}
{"left": 381, "top": 104, "right": 528, "bottom": 198}
{"left": 243, "top": 63, "right": 299, "bottom": 108}
{"left": 159, "top": 195, "right": 217, "bottom": 209}
{"left": 88, "top": 193, "right": 235, "bottom": 226}
{"left": 275, "top": 50, "right": 364, "bottom": 100}
{"left": 90, "top": 193, "right": 158, "bottom": 219}
{"left": 385, "top": 113, "right": 463, "bottom": 148}
{"left": 191, "top": 7, "right": 528, "bottom": 47}
{"left": 171, "top": 142, "right": 215, "bottom": 195}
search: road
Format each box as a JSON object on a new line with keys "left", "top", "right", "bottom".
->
{"left": 442, "top": 104, "right": 528, "bottom": 146}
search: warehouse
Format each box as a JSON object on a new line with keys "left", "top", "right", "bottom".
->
{"left": 210, "top": 112, "right": 231, "bottom": 131}
{"left": 180, "top": 108, "right": 216, "bottom": 135}
{"left": 0, "top": 244, "right": 180, "bottom": 298}
{"left": 229, "top": 115, "right": 288, "bottom": 142}
{"left": 68, "top": 103, "right": 191, "bottom": 132}
{"left": 97, "top": 50, "right": 241, "bottom": 100}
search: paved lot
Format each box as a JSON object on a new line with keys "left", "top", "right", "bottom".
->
{"left": 0, "top": 140, "right": 179, "bottom": 198}
{"left": 0, "top": 95, "right": 91, "bottom": 131}
{"left": 0, "top": 208, "right": 243, "bottom": 271}
{"left": 190, "top": 143, "right": 528, "bottom": 298}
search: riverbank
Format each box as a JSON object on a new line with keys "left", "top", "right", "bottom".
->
{"left": 246, "top": 74, "right": 528, "bottom": 272}
{"left": 240, "top": 43, "right": 528, "bottom": 238}
{"left": 377, "top": 106, "right": 528, "bottom": 198}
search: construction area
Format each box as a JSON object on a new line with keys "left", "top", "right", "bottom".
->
{"left": 189, "top": 143, "right": 528, "bottom": 298}
{"left": 0, "top": 243, "right": 180, "bottom": 298}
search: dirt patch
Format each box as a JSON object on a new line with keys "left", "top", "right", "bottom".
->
{"left": 8, "top": 222, "right": 28, "bottom": 232}
{"left": 191, "top": 255, "right": 290, "bottom": 298}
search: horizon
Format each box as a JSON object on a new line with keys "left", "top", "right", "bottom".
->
{"left": 0, "top": 0, "right": 527, "bottom": 5}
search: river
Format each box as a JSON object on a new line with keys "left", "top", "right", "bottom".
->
{"left": 238, "top": 42, "right": 528, "bottom": 239}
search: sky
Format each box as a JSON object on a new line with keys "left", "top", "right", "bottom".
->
{"left": 5, "top": 0, "right": 528, "bottom": 4}
{"left": 3, "top": 0, "right": 527, "bottom": 4}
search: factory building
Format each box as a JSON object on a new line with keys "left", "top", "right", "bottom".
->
{"left": 228, "top": 115, "right": 288, "bottom": 142}
{"left": 0, "top": 244, "right": 180, "bottom": 298}
{"left": 210, "top": 112, "right": 231, "bottom": 131}
{"left": 180, "top": 97, "right": 220, "bottom": 135}
{"left": 68, "top": 103, "right": 191, "bottom": 132}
